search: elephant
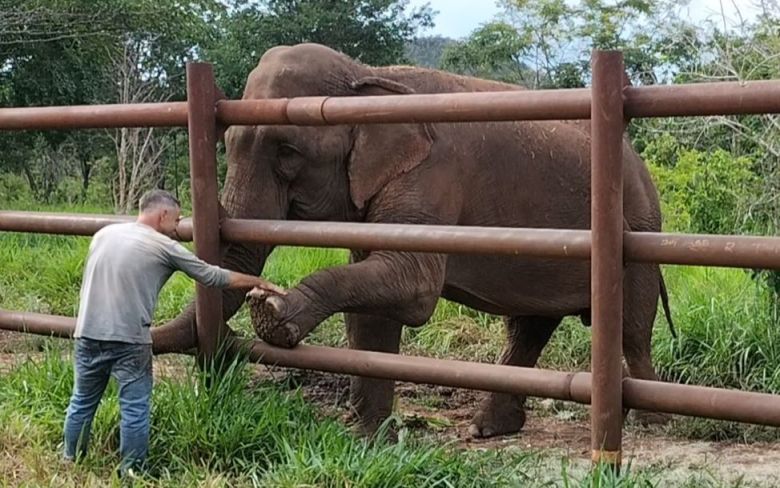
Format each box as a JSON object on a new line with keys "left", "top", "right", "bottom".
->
{"left": 155, "top": 42, "right": 673, "bottom": 438}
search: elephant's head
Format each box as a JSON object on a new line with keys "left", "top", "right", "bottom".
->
{"left": 221, "top": 44, "right": 437, "bottom": 288}
{"left": 154, "top": 43, "right": 434, "bottom": 352}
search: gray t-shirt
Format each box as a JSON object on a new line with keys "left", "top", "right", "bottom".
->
{"left": 74, "top": 222, "right": 231, "bottom": 344}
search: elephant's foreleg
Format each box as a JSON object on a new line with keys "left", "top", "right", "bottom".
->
{"left": 469, "top": 315, "right": 561, "bottom": 438}
{"left": 252, "top": 250, "right": 445, "bottom": 348}
{"left": 344, "top": 312, "right": 403, "bottom": 436}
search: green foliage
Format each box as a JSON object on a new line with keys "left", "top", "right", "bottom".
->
{"left": 654, "top": 266, "right": 780, "bottom": 391}
{"left": 207, "top": 0, "right": 434, "bottom": 98}
{"left": 6, "top": 203, "right": 780, "bottom": 445}
{"left": 0, "top": 173, "right": 34, "bottom": 204}
{"left": 0, "top": 0, "right": 434, "bottom": 200}
{"left": 442, "top": 0, "right": 675, "bottom": 87}
{"left": 440, "top": 22, "right": 532, "bottom": 84}
{"left": 645, "top": 134, "right": 758, "bottom": 234}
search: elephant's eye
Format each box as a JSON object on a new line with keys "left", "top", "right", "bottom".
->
{"left": 278, "top": 143, "right": 301, "bottom": 158}
{"left": 275, "top": 142, "right": 304, "bottom": 181}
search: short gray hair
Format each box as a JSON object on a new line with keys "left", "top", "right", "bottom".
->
{"left": 139, "top": 189, "right": 180, "bottom": 212}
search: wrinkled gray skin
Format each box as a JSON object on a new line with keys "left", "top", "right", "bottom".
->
{"left": 161, "top": 43, "right": 668, "bottom": 438}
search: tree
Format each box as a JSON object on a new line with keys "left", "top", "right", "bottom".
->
{"left": 206, "top": 0, "right": 434, "bottom": 98}
{"left": 440, "top": 22, "right": 534, "bottom": 84}
{"left": 440, "top": 0, "right": 683, "bottom": 88}
{"left": 0, "top": 0, "right": 224, "bottom": 200}
{"left": 109, "top": 38, "right": 176, "bottom": 213}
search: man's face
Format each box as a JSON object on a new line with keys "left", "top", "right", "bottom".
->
{"left": 159, "top": 206, "right": 182, "bottom": 238}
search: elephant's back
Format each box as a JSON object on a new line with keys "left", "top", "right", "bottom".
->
{"left": 375, "top": 66, "right": 661, "bottom": 233}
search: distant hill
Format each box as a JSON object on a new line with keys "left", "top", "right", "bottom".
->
{"left": 405, "top": 36, "right": 457, "bottom": 68}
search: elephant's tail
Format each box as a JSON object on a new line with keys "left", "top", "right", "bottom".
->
{"left": 659, "top": 273, "right": 677, "bottom": 339}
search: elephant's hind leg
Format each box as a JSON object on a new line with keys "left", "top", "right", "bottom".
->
{"left": 469, "top": 315, "right": 561, "bottom": 438}
{"left": 623, "top": 262, "right": 670, "bottom": 425}
{"left": 345, "top": 312, "right": 404, "bottom": 437}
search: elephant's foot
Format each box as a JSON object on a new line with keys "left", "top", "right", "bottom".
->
{"left": 344, "top": 409, "right": 396, "bottom": 441}
{"left": 468, "top": 393, "right": 526, "bottom": 438}
{"left": 248, "top": 288, "right": 321, "bottom": 348}
{"left": 631, "top": 410, "right": 671, "bottom": 426}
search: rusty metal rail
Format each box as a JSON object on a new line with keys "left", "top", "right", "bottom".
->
{"left": 0, "top": 102, "right": 188, "bottom": 130}
{"left": 2, "top": 80, "right": 780, "bottom": 131}
{"left": 4, "top": 211, "right": 780, "bottom": 269}
{"left": 4, "top": 308, "right": 780, "bottom": 428}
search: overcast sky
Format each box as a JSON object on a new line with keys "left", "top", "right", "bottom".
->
{"left": 409, "top": 0, "right": 764, "bottom": 39}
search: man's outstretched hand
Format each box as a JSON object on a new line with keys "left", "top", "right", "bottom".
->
{"left": 249, "top": 278, "right": 286, "bottom": 296}
{"left": 228, "top": 271, "right": 286, "bottom": 295}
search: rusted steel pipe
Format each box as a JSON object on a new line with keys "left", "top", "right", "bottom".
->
{"left": 622, "top": 379, "right": 780, "bottom": 426}
{"left": 624, "top": 80, "right": 780, "bottom": 118}
{"left": 626, "top": 232, "right": 780, "bottom": 269}
{"left": 221, "top": 219, "right": 592, "bottom": 258}
{"left": 5, "top": 309, "right": 780, "bottom": 428}
{"left": 216, "top": 80, "right": 780, "bottom": 127}
{"left": 0, "top": 102, "right": 188, "bottom": 130}
{"left": 186, "top": 63, "right": 225, "bottom": 361}
{"left": 243, "top": 339, "right": 780, "bottom": 428}
{"left": 0, "top": 211, "right": 193, "bottom": 241}
{"left": 590, "top": 51, "right": 625, "bottom": 466}
{"left": 241, "top": 339, "right": 592, "bottom": 402}
{"left": 7, "top": 212, "right": 780, "bottom": 269}
{"left": 0, "top": 310, "right": 75, "bottom": 338}
{"left": 216, "top": 89, "right": 593, "bottom": 125}
{"left": 3, "top": 79, "right": 780, "bottom": 132}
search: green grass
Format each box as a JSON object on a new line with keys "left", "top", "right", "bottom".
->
{"left": 0, "top": 348, "right": 760, "bottom": 487}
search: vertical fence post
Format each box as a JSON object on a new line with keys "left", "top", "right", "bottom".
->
{"left": 590, "top": 50, "right": 625, "bottom": 468}
{"left": 186, "top": 63, "right": 224, "bottom": 364}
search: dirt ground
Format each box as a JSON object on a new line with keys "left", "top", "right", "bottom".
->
{"left": 2, "top": 331, "right": 779, "bottom": 484}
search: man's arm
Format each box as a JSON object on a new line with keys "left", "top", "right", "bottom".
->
{"left": 227, "top": 271, "right": 286, "bottom": 294}
{"left": 166, "top": 241, "right": 284, "bottom": 294}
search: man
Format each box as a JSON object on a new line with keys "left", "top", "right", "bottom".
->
{"left": 63, "top": 189, "right": 284, "bottom": 475}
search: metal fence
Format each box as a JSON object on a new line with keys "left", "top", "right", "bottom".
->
{"left": 2, "top": 51, "right": 780, "bottom": 467}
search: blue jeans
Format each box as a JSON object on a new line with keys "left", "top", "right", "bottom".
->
{"left": 63, "top": 338, "right": 153, "bottom": 473}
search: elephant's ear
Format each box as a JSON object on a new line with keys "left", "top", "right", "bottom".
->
{"left": 347, "top": 77, "right": 435, "bottom": 210}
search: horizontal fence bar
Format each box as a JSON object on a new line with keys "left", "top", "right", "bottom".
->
{"left": 0, "top": 310, "right": 75, "bottom": 338}
{"left": 217, "top": 89, "right": 593, "bottom": 125}
{"left": 623, "top": 378, "right": 780, "bottom": 427}
{"left": 221, "top": 219, "right": 591, "bottom": 258}
{"left": 4, "top": 212, "right": 780, "bottom": 269}
{"left": 2, "top": 79, "right": 780, "bottom": 131}
{"left": 241, "top": 338, "right": 591, "bottom": 403}
{"left": 3, "top": 309, "right": 780, "bottom": 427}
{"left": 625, "top": 80, "right": 780, "bottom": 118}
{"left": 0, "top": 211, "right": 192, "bottom": 241}
{"left": 626, "top": 232, "right": 780, "bottom": 269}
{"left": 0, "top": 102, "right": 188, "bottom": 130}
{"left": 243, "top": 339, "right": 780, "bottom": 427}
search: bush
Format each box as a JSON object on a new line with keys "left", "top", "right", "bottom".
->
{"left": 0, "top": 172, "right": 34, "bottom": 204}
{"left": 645, "top": 137, "right": 758, "bottom": 234}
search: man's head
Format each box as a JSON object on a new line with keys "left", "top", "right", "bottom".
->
{"left": 137, "top": 189, "right": 181, "bottom": 237}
